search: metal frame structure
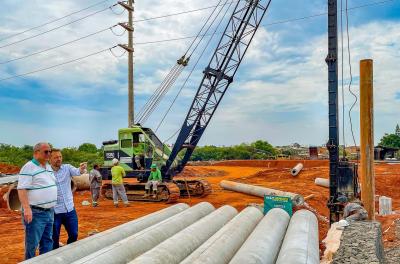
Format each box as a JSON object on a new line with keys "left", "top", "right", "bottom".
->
{"left": 326, "top": 0, "right": 359, "bottom": 224}
{"left": 326, "top": 0, "right": 340, "bottom": 223}
{"left": 166, "top": 0, "right": 272, "bottom": 175}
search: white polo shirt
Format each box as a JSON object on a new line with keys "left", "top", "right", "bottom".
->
{"left": 17, "top": 159, "right": 58, "bottom": 209}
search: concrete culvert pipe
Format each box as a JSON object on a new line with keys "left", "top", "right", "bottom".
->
{"left": 22, "top": 203, "right": 189, "bottom": 264}
{"left": 315, "top": 178, "right": 329, "bottom": 188}
{"left": 72, "top": 174, "right": 90, "bottom": 191}
{"left": 230, "top": 208, "right": 290, "bottom": 264}
{"left": 1, "top": 184, "right": 21, "bottom": 211}
{"left": 291, "top": 163, "right": 303, "bottom": 176}
{"left": 70, "top": 179, "right": 77, "bottom": 193}
{"left": 220, "top": 180, "right": 304, "bottom": 206}
{"left": 181, "top": 206, "right": 264, "bottom": 264}
{"left": 275, "top": 209, "right": 319, "bottom": 264}
{"left": 130, "top": 205, "right": 238, "bottom": 264}
{"left": 74, "top": 202, "right": 215, "bottom": 264}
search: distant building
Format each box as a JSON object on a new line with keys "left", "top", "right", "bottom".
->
{"left": 396, "top": 124, "right": 400, "bottom": 136}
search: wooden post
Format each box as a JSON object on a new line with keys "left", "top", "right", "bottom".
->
{"left": 360, "top": 59, "right": 375, "bottom": 220}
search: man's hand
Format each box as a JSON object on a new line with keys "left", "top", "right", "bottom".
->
{"left": 24, "top": 207, "right": 33, "bottom": 223}
{"left": 79, "top": 162, "right": 88, "bottom": 174}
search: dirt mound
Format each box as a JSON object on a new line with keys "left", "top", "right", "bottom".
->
{"left": 179, "top": 166, "right": 227, "bottom": 178}
{"left": 213, "top": 159, "right": 329, "bottom": 168}
{"left": 0, "top": 163, "right": 20, "bottom": 174}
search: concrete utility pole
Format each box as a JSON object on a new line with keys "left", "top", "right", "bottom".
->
{"left": 360, "top": 59, "right": 375, "bottom": 220}
{"left": 118, "top": 1, "right": 135, "bottom": 127}
{"left": 128, "top": 0, "right": 134, "bottom": 127}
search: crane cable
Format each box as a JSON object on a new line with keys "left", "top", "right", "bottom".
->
{"left": 156, "top": 0, "right": 234, "bottom": 134}
{"left": 136, "top": 0, "right": 230, "bottom": 124}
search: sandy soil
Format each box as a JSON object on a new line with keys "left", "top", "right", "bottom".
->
{"left": 0, "top": 160, "right": 399, "bottom": 263}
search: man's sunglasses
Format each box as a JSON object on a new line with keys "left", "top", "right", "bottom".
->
{"left": 43, "top": 150, "right": 52, "bottom": 154}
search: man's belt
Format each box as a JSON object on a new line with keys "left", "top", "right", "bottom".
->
{"left": 30, "top": 205, "right": 52, "bottom": 211}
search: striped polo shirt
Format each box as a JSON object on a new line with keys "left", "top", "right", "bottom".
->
{"left": 17, "top": 159, "right": 58, "bottom": 208}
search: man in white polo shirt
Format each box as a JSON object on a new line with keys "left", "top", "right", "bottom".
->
{"left": 17, "top": 142, "right": 57, "bottom": 260}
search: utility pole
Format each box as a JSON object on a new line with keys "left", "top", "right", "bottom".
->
{"left": 118, "top": 1, "right": 135, "bottom": 127}
{"left": 360, "top": 59, "right": 375, "bottom": 220}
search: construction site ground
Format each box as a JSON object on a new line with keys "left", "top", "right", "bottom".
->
{"left": 0, "top": 160, "right": 399, "bottom": 263}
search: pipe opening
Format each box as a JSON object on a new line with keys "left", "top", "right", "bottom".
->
{"left": 8, "top": 187, "right": 21, "bottom": 211}
{"left": 71, "top": 179, "right": 77, "bottom": 193}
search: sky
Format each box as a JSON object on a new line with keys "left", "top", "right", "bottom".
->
{"left": 0, "top": 0, "right": 399, "bottom": 148}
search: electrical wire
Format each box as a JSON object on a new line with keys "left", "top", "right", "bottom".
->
{"left": 0, "top": 0, "right": 110, "bottom": 42}
{"left": 0, "top": 3, "right": 119, "bottom": 49}
{"left": 345, "top": 0, "right": 358, "bottom": 156}
{"left": 0, "top": 0, "right": 393, "bottom": 84}
{"left": 133, "top": 1, "right": 238, "bottom": 23}
{"left": 0, "top": 46, "right": 117, "bottom": 82}
{"left": 134, "top": 0, "right": 397, "bottom": 46}
{"left": 109, "top": 4, "right": 126, "bottom": 15}
{"left": 0, "top": 25, "right": 117, "bottom": 64}
{"left": 110, "top": 26, "right": 127, "bottom": 36}
{"left": 340, "top": 0, "right": 347, "bottom": 157}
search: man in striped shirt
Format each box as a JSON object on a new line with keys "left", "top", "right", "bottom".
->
{"left": 50, "top": 149, "right": 86, "bottom": 249}
{"left": 17, "top": 142, "right": 57, "bottom": 260}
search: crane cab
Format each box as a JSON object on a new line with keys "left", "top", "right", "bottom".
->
{"left": 101, "top": 126, "right": 175, "bottom": 182}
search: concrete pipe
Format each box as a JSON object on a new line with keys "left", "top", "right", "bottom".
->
{"left": 0, "top": 175, "right": 18, "bottom": 185}
{"left": 1, "top": 184, "right": 21, "bottom": 210}
{"left": 230, "top": 208, "right": 290, "bottom": 264}
{"left": 275, "top": 209, "right": 319, "bottom": 264}
{"left": 130, "top": 205, "right": 238, "bottom": 264}
{"left": 220, "top": 180, "right": 304, "bottom": 206}
{"left": 72, "top": 174, "right": 90, "bottom": 191}
{"left": 181, "top": 206, "right": 264, "bottom": 264}
{"left": 74, "top": 202, "right": 215, "bottom": 264}
{"left": 71, "top": 180, "right": 77, "bottom": 193}
{"left": 291, "top": 163, "right": 303, "bottom": 176}
{"left": 315, "top": 178, "right": 329, "bottom": 188}
{"left": 22, "top": 203, "right": 189, "bottom": 264}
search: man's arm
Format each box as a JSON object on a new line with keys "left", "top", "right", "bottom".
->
{"left": 67, "top": 164, "right": 82, "bottom": 177}
{"left": 18, "top": 190, "right": 32, "bottom": 223}
{"left": 17, "top": 165, "right": 33, "bottom": 223}
{"left": 121, "top": 167, "right": 126, "bottom": 177}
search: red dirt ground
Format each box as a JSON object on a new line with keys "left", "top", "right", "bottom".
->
{"left": 0, "top": 163, "right": 20, "bottom": 174}
{"left": 0, "top": 160, "right": 399, "bottom": 263}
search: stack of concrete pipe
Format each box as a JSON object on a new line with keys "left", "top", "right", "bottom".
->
{"left": 23, "top": 202, "right": 319, "bottom": 264}
{"left": 220, "top": 180, "right": 305, "bottom": 206}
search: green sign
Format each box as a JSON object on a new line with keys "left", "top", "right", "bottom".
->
{"left": 264, "top": 195, "right": 293, "bottom": 216}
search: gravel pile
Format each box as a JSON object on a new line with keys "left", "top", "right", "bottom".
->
{"left": 332, "top": 221, "right": 386, "bottom": 264}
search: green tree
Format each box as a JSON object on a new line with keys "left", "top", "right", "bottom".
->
{"left": 379, "top": 134, "right": 400, "bottom": 148}
{"left": 250, "top": 140, "right": 277, "bottom": 156}
{"left": 78, "top": 143, "right": 98, "bottom": 153}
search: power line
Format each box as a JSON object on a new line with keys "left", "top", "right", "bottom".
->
{"left": 0, "top": 46, "right": 116, "bottom": 82}
{"left": 0, "top": 0, "right": 394, "bottom": 82}
{"left": 133, "top": 1, "right": 238, "bottom": 23}
{"left": 134, "top": 0, "right": 397, "bottom": 46}
{"left": 0, "top": 25, "right": 117, "bottom": 64}
{"left": 0, "top": 1, "right": 236, "bottom": 49}
{"left": 0, "top": 0, "right": 111, "bottom": 42}
{"left": 0, "top": 3, "right": 119, "bottom": 49}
